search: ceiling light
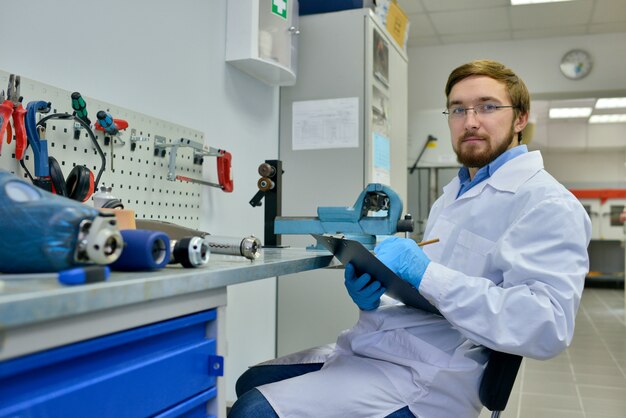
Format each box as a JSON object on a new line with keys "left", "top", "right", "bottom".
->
{"left": 511, "top": 0, "right": 576, "bottom": 5}
{"left": 589, "top": 114, "right": 626, "bottom": 124}
{"left": 595, "top": 98, "right": 626, "bottom": 109}
{"left": 549, "top": 107, "right": 592, "bottom": 118}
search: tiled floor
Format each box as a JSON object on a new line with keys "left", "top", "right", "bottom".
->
{"left": 479, "top": 287, "right": 626, "bottom": 418}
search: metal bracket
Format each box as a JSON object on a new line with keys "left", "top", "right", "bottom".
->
{"left": 153, "top": 135, "right": 168, "bottom": 157}
{"left": 249, "top": 160, "right": 283, "bottom": 247}
{"left": 154, "top": 137, "right": 222, "bottom": 181}
{"left": 129, "top": 128, "right": 150, "bottom": 151}
{"left": 208, "top": 354, "right": 224, "bottom": 376}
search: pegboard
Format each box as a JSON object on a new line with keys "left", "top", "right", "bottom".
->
{"left": 0, "top": 69, "right": 206, "bottom": 229}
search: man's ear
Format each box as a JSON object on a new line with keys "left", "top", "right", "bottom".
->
{"left": 514, "top": 112, "right": 529, "bottom": 134}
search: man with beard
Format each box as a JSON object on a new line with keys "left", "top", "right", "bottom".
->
{"left": 229, "top": 60, "right": 591, "bottom": 418}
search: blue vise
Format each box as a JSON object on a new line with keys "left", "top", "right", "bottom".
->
{"left": 274, "top": 183, "right": 413, "bottom": 248}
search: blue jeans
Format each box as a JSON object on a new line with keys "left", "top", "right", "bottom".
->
{"left": 229, "top": 364, "right": 415, "bottom": 418}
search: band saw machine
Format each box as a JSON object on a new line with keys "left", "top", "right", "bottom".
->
{"left": 274, "top": 183, "right": 413, "bottom": 248}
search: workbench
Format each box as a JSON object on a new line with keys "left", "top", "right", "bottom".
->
{"left": 0, "top": 248, "right": 336, "bottom": 418}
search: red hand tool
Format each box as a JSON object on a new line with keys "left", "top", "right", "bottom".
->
{"left": 0, "top": 75, "right": 27, "bottom": 159}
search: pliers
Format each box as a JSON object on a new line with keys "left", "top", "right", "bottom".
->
{"left": 0, "top": 75, "right": 27, "bottom": 159}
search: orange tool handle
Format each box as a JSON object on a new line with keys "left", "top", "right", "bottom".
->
{"left": 0, "top": 100, "right": 13, "bottom": 153}
{"left": 6, "top": 120, "right": 11, "bottom": 144}
{"left": 217, "top": 151, "right": 233, "bottom": 193}
{"left": 12, "top": 104, "right": 27, "bottom": 160}
{"left": 94, "top": 118, "right": 129, "bottom": 132}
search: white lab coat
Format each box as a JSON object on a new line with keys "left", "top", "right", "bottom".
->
{"left": 259, "top": 151, "right": 591, "bottom": 418}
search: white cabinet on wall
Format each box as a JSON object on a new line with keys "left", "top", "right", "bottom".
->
{"left": 276, "top": 8, "right": 408, "bottom": 356}
{"left": 226, "top": 0, "right": 299, "bottom": 86}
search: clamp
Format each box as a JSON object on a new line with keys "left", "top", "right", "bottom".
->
{"left": 24, "top": 100, "right": 52, "bottom": 179}
{"left": 0, "top": 74, "right": 28, "bottom": 159}
{"left": 274, "top": 183, "right": 414, "bottom": 248}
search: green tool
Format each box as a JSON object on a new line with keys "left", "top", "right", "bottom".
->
{"left": 71, "top": 92, "right": 90, "bottom": 124}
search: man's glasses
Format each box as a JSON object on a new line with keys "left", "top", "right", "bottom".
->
{"left": 443, "top": 104, "right": 516, "bottom": 120}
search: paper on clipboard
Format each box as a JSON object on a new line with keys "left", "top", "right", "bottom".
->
{"left": 313, "top": 234, "right": 441, "bottom": 315}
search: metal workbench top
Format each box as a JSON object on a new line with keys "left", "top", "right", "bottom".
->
{"left": 0, "top": 248, "right": 337, "bottom": 329}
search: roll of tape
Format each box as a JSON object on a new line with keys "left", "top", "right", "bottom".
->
{"left": 110, "top": 229, "right": 170, "bottom": 271}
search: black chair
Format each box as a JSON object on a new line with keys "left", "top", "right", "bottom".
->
{"left": 479, "top": 350, "right": 523, "bottom": 418}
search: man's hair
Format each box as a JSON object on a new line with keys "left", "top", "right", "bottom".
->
{"left": 445, "top": 60, "right": 530, "bottom": 143}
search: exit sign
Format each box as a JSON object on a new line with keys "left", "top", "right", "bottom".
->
{"left": 272, "top": 0, "right": 287, "bottom": 20}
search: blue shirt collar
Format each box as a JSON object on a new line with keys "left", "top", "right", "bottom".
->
{"left": 457, "top": 145, "right": 528, "bottom": 198}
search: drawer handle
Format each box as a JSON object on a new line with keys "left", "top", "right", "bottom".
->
{"left": 208, "top": 355, "right": 224, "bottom": 376}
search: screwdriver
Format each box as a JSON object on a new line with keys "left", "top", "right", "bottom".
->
{"left": 71, "top": 92, "right": 91, "bottom": 125}
{"left": 0, "top": 266, "right": 110, "bottom": 285}
{"left": 96, "top": 110, "right": 118, "bottom": 135}
{"left": 97, "top": 110, "right": 117, "bottom": 171}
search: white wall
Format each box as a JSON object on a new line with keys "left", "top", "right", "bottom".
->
{"left": 407, "top": 32, "right": 626, "bottom": 185}
{"left": 542, "top": 149, "right": 626, "bottom": 187}
{"left": 0, "top": 0, "right": 278, "bottom": 403}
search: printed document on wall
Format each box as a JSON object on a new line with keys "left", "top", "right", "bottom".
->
{"left": 292, "top": 98, "right": 359, "bottom": 150}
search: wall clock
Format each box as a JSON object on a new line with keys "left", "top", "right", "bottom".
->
{"left": 560, "top": 49, "right": 593, "bottom": 80}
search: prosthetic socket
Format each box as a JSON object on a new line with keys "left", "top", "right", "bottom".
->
{"left": 0, "top": 170, "right": 123, "bottom": 273}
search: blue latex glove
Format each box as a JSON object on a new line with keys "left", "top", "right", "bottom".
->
{"left": 375, "top": 236, "right": 431, "bottom": 290}
{"left": 344, "top": 262, "right": 386, "bottom": 311}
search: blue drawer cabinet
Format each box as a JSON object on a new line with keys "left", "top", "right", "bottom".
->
{"left": 0, "top": 309, "right": 223, "bottom": 418}
{"left": 155, "top": 387, "right": 217, "bottom": 418}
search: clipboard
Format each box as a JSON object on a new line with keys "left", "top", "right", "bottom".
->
{"left": 313, "top": 234, "right": 441, "bottom": 315}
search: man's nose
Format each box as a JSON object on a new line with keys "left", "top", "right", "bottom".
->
{"left": 464, "top": 109, "right": 480, "bottom": 129}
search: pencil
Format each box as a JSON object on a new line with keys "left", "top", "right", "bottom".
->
{"left": 417, "top": 238, "right": 440, "bottom": 247}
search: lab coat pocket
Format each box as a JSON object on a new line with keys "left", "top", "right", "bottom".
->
{"left": 449, "top": 229, "right": 495, "bottom": 277}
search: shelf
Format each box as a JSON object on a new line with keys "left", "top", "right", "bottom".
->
{"left": 226, "top": 0, "right": 299, "bottom": 86}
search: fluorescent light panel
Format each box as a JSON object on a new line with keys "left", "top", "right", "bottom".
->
{"left": 589, "top": 114, "right": 626, "bottom": 124}
{"left": 511, "top": 0, "right": 575, "bottom": 4}
{"left": 595, "top": 98, "right": 626, "bottom": 109}
{"left": 549, "top": 107, "right": 592, "bottom": 118}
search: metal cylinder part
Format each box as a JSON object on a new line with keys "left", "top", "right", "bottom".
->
{"left": 109, "top": 230, "right": 170, "bottom": 271}
{"left": 170, "top": 236, "right": 210, "bottom": 268}
{"left": 257, "top": 177, "right": 275, "bottom": 192}
{"left": 205, "top": 235, "right": 262, "bottom": 260}
{"left": 258, "top": 162, "right": 276, "bottom": 178}
{"left": 397, "top": 214, "right": 414, "bottom": 233}
{"left": 78, "top": 214, "right": 124, "bottom": 265}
